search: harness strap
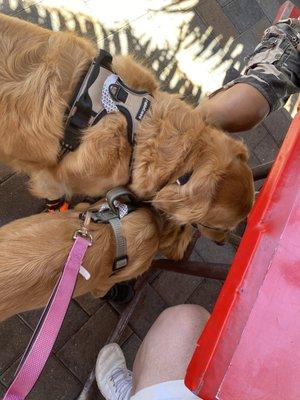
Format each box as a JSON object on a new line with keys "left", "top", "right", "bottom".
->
{"left": 108, "top": 217, "right": 128, "bottom": 272}
{"left": 2, "top": 236, "right": 91, "bottom": 400}
{"left": 59, "top": 50, "right": 113, "bottom": 160}
{"left": 79, "top": 200, "right": 131, "bottom": 275}
{"left": 92, "top": 202, "right": 129, "bottom": 274}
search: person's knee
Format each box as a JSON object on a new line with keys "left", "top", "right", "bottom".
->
{"left": 132, "top": 305, "right": 210, "bottom": 392}
{"left": 156, "top": 304, "right": 210, "bottom": 332}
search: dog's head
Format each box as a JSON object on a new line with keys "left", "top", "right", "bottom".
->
{"left": 108, "top": 59, "right": 255, "bottom": 244}
{"left": 152, "top": 129, "right": 255, "bottom": 244}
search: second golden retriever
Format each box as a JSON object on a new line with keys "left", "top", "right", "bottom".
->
{"left": 0, "top": 200, "right": 192, "bottom": 322}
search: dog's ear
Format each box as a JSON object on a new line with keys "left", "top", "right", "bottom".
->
{"left": 232, "top": 140, "right": 249, "bottom": 162}
{"left": 158, "top": 219, "right": 193, "bottom": 260}
{"left": 112, "top": 55, "right": 158, "bottom": 93}
{"left": 152, "top": 163, "right": 222, "bottom": 225}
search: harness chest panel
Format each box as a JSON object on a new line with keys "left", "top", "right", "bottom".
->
{"left": 59, "top": 49, "right": 152, "bottom": 161}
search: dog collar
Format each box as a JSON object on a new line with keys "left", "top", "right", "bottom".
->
{"left": 59, "top": 49, "right": 152, "bottom": 161}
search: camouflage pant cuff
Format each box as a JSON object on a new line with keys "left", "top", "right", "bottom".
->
{"left": 223, "top": 73, "right": 285, "bottom": 113}
{"left": 217, "top": 20, "right": 300, "bottom": 113}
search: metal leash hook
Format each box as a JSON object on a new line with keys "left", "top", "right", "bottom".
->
{"left": 73, "top": 211, "right": 93, "bottom": 245}
{"left": 74, "top": 211, "right": 93, "bottom": 280}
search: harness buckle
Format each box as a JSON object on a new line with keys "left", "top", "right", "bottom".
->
{"left": 109, "top": 83, "right": 128, "bottom": 103}
{"left": 106, "top": 186, "right": 137, "bottom": 215}
{"left": 113, "top": 255, "right": 128, "bottom": 273}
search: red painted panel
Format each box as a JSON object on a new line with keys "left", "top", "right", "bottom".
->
{"left": 219, "top": 199, "right": 300, "bottom": 399}
{"left": 185, "top": 110, "right": 300, "bottom": 399}
{"left": 274, "top": 1, "right": 300, "bottom": 22}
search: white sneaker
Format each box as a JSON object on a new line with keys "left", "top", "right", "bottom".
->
{"left": 96, "top": 343, "right": 133, "bottom": 400}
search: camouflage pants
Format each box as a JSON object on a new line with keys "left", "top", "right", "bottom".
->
{"left": 221, "top": 19, "right": 300, "bottom": 112}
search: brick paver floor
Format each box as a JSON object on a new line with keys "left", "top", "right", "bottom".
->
{"left": 0, "top": 0, "right": 294, "bottom": 398}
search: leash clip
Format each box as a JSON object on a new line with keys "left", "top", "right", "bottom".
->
{"left": 73, "top": 211, "right": 93, "bottom": 245}
{"left": 73, "top": 228, "right": 93, "bottom": 245}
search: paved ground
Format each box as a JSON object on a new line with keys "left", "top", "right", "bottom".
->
{"left": 0, "top": 0, "right": 294, "bottom": 399}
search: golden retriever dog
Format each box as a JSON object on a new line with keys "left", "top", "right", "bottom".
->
{"left": 0, "top": 200, "right": 192, "bottom": 322}
{"left": 0, "top": 13, "right": 254, "bottom": 243}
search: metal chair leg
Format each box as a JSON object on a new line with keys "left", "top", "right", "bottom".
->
{"left": 76, "top": 273, "right": 150, "bottom": 400}
{"left": 252, "top": 161, "right": 273, "bottom": 181}
{"left": 152, "top": 259, "right": 229, "bottom": 281}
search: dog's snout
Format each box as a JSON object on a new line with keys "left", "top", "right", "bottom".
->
{"left": 214, "top": 240, "right": 226, "bottom": 246}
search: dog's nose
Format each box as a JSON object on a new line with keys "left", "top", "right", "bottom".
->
{"left": 214, "top": 240, "right": 225, "bottom": 246}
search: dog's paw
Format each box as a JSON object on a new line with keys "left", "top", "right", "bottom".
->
{"left": 159, "top": 223, "right": 193, "bottom": 260}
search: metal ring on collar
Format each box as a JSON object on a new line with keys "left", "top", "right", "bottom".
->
{"left": 106, "top": 186, "right": 137, "bottom": 215}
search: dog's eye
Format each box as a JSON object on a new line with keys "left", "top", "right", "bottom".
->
{"left": 176, "top": 171, "right": 193, "bottom": 186}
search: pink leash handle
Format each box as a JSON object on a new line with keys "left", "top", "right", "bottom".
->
{"left": 2, "top": 236, "right": 91, "bottom": 400}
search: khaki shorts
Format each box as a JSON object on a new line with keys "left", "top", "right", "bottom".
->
{"left": 131, "top": 380, "right": 199, "bottom": 400}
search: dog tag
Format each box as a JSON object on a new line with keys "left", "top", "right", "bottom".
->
{"left": 79, "top": 265, "right": 91, "bottom": 280}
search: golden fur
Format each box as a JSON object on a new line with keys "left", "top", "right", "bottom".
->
{"left": 0, "top": 13, "right": 254, "bottom": 242}
{"left": 0, "top": 201, "right": 192, "bottom": 322}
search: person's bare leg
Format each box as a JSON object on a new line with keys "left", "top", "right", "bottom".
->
{"left": 197, "top": 83, "right": 270, "bottom": 132}
{"left": 131, "top": 304, "right": 210, "bottom": 395}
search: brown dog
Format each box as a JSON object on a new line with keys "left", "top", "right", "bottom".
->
{"left": 0, "top": 201, "right": 192, "bottom": 322}
{"left": 0, "top": 13, "right": 254, "bottom": 243}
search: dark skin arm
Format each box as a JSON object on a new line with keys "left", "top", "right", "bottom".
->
{"left": 197, "top": 83, "right": 270, "bottom": 132}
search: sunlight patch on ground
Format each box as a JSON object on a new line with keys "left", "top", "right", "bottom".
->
{"left": 38, "top": 0, "right": 171, "bottom": 27}
{"left": 285, "top": 94, "right": 299, "bottom": 117}
{"left": 3, "top": 0, "right": 247, "bottom": 100}
{"left": 178, "top": 31, "right": 244, "bottom": 95}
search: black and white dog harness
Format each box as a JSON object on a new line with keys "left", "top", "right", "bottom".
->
{"left": 59, "top": 50, "right": 152, "bottom": 161}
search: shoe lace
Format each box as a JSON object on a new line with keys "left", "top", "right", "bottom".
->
{"left": 110, "top": 367, "right": 133, "bottom": 400}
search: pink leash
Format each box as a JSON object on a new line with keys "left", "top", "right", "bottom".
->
{"left": 2, "top": 235, "right": 91, "bottom": 400}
